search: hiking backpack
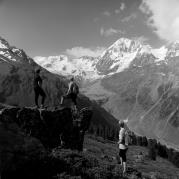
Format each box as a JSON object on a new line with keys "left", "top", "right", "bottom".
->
{"left": 72, "top": 83, "right": 79, "bottom": 94}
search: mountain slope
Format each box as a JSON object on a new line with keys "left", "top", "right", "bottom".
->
{"left": 32, "top": 37, "right": 179, "bottom": 147}
{"left": 0, "top": 37, "right": 117, "bottom": 129}
{"left": 84, "top": 135, "right": 179, "bottom": 179}
{"left": 86, "top": 54, "right": 179, "bottom": 148}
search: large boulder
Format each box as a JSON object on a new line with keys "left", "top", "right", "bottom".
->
{"left": 0, "top": 106, "right": 93, "bottom": 178}
{"left": 0, "top": 106, "right": 93, "bottom": 150}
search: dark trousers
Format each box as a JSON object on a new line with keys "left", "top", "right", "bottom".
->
{"left": 34, "top": 87, "right": 46, "bottom": 106}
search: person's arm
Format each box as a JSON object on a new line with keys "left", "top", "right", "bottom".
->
{"left": 38, "top": 76, "right": 42, "bottom": 87}
{"left": 118, "top": 128, "right": 125, "bottom": 144}
{"left": 118, "top": 129, "right": 122, "bottom": 144}
{"left": 125, "top": 131, "right": 129, "bottom": 147}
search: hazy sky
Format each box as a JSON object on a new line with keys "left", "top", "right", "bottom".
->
{"left": 0, "top": 0, "right": 179, "bottom": 58}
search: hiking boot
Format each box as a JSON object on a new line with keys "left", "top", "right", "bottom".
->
{"left": 40, "top": 104, "right": 45, "bottom": 109}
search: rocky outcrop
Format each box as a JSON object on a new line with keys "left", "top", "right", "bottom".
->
{"left": 0, "top": 106, "right": 93, "bottom": 150}
{"left": 0, "top": 106, "right": 92, "bottom": 178}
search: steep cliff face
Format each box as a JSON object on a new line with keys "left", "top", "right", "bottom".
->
{"left": 0, "top": 106, "right": 93, "bottom": 150}
{"left": 0, "top": 106, "right": 93, "bottom": 178}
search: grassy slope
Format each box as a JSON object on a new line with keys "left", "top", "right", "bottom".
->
{"left": 84, "top": 135, "right": 179, "bottom": 179}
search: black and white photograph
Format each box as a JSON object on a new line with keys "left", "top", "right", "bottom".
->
{"left": 0, "top": 0, "right": 179, "bottom": 178}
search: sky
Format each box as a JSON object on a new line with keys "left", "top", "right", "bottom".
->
{"left": 0, "top": 0, "right": 179, "bottom": 58}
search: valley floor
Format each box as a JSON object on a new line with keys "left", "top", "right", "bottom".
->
{"left": 84, "top": 135, "right": 179, "bottom": 179}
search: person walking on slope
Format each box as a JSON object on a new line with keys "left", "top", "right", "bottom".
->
{"left": 118, "top": 120, "right": 129, "bottom": 176}
{"left": 33, "top": 68, "right": 46, "bottom": 108}
{"left": 60, "top": 76, "right": 79, "bottom": 112}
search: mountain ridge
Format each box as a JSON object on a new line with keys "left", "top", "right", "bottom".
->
{"left": 1, "top": 36, "right": 179, "bottom": 148}
{"left": 33, "top": 37, "right": 179, "bottom": 149}
{"left": 0, "top": 36, "right": 118, "bottom": 130}
{"left": 33, "top": 37, "right": 179, "bottom": 80}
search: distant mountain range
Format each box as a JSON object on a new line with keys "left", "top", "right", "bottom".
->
{"left": 34, "top": 38, "right": 179, "bottom": 149}
{"left": 1, "top": 36, "right": 179, "bottom": 148}
{"left": 34, "top": 38, "right": 179, "bottom": 81}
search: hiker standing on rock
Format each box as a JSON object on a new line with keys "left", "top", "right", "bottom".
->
{"left": 33, "top": 68, "right": 46, "bottom": 108}
{"left": 118, "top": 120, "right": 129, "bottom": 176}
{"left": 60, "top": 76, "right": 79, "bottom": 112}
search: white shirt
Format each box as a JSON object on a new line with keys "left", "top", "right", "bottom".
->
{"left": 119, "top": 128, "right": 128, "bottom": 149}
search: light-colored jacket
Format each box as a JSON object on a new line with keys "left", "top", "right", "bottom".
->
{"left": 67, "top": 81, "right": 74, "bottom": 94}
{"left": 118, "top": 127, "right": 128, "bottom": 149}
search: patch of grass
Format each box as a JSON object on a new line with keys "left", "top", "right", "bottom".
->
{"left": 84, "top": 135, "right": 179, "bottom": 178}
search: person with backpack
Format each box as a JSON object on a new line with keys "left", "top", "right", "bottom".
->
{"left": 33, "top": 68, "right": 46, "bottom": 108}
{"left": 60, "top": 76, "right": 79, "bottom": 111}
{"left": 118, "top": 120, "right": 129, "bottom": 176}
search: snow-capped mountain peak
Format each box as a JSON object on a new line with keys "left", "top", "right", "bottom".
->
{"left": 107, "top": 38, "right": 142, "bottom": 55}
{"left": 96, "top": 38, "right": 151, "bottom": 75}
{"left": 33, "top": 38, "right": 179, "bottom": 82}
{"left": 34, "top": 55, "right": 102, "bottom": 81}
{"left": 0, "top": 37, "right": 36, "bottom": 64}
{"left": 138, "top": 45, "right": 152, "bottom": 54}
{"left": 34, "top": 55, "right": 76, "bottom": 75}
{"left": 151, "top": 46, "right": 168, "bottom": 61}
{"left": 0, "top": 37, "right": 9, "bottom": 49}
{"left": 166, "top": 41, "right": 179, "bottom": 58}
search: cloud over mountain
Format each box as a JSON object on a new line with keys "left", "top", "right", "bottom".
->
{"left": 102, "top": 11, "right": 111, "bottom": 17}
{"left": 65, "top": 46, "right": 105, "bottom": 58}
{"left": 115, "top": 2, "right": 126, "bottom": 14}
{"left": 121, "top": 13, "right": 137, "bottom": 22}
{"left": 100, "top": 27, "right": 125, "bottom": 37}
{"left": 132, "top": 36, "right": 149, "bottom": 44}
{"left": 140, "top": 0, "right": 179, "bottom": 42}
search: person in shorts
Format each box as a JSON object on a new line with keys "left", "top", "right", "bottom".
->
{"left": 118, "top": 120, "right": 129, "bottom": 175}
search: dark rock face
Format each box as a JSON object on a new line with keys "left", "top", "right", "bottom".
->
{"left": 0, "top": 107, "right": 93, "bottom": 150}
{"left": 0, "top": 106, "right": 92, "bottom": 178}
{"left": 0, "top": 111, "right": 45, "bottom": 178}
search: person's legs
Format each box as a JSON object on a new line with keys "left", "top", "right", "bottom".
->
{"left": 41, "top": 95, "right": 46, "bottom": 106}
{"left": 120, "top": 157, "right": 123, "bottom": 166}
{"left": 122, "top": 149, "right": 127, "bottom": 174}
{"left": 123, "top": 162, "right": 126, "bottom": 174}
{"left": 71, "top": 94, "right": 77, "bottom": 112}
{"left": 34, "top": 88, "right": 40, "bottom": 107}
{"left": 119, "top": 149, "right": 123, "bottom": 166}
{"left": 38, "top": 87, "right": 46, "bottom": 107}
{"left": 119, "top": 149, "right": 127, "bottom": 174}
{"left": 41, "top": 90, "right": 46, "bottom": 106}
